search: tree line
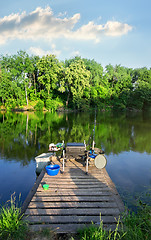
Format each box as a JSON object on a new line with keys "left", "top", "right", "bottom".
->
{"left": 0, "top": 50, "right": 151, "bottom": 111}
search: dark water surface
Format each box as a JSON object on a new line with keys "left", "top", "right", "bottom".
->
{"left": 0, "top": 111, "right": 151, "bottom": 209}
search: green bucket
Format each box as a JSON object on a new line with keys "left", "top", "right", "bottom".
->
{"left": 43, "top": 184, "right": 49, "bottom": 190}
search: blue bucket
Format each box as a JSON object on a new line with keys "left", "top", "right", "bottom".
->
{"left": 46, "top": 164, "right": 60, "bottom": 176}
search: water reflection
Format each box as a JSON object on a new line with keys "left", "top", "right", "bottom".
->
{"left": 0, "top": 110, "right": 151, "bottom": 208}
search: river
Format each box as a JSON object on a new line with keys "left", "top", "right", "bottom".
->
{"left": 0, "top": 110, "right": 151, "bottom": 210}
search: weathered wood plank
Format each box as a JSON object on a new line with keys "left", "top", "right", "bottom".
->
{"left": 31, "top": 195, "right": 115, "bottom": 202}
{"left": 44, "top": 170, "right": 105, "bottom": 176}
{"left": 26, "top": 215, "right": 117, "bottom": 224}
{"left": 25, "top": 207, "right": 120, "bottom": 216}
{"left": 42, "top": 178, "right": 106, "bottom": 182}
{"left": 27, "top": 201, "right": 118, "bottom": 209}
{"left": 39, "top": 181, "right": 109, "bottom": 185}
{"left": 34, "top": 191, "right": 112, "bottom": 197}
{"left": 40, "top": 180, "right": 107, "bottom": 185}
{"left": 36, "top": 184, "right": 109, "bottom": 189}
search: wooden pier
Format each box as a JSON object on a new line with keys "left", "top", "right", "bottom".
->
{"left": 22, "top": 157, "right": 125, "bottom": 233}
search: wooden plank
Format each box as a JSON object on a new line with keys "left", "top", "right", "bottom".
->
{"left": 45, "top": 168, "right": 105, "bottom": 174}
{"left": 53, "top": 169, "right": 106, "bottom": 174}
{"left": 31, "top": 195, "right": 114, "bottom": 202}
{"left": 26, "top": 215, "right": 117, "bottom": 224}
{"left": 37, "top": 184, "right": 109, "bottom": 189}
{"left": 36, "top": 188, "right": 111, "bottom": 193}
{"left": 42, "top": 177, "right": 106, "bottom": 182}
{"left": 43, "top": 170, "right": 105, "bottom": 176}
{"left": 27, "top": 201, "right": 118, "bottom": 209}
{"left": 38, "top": 184, "right": 110, "bottom": 189}
{"left": 40, "top": 180, "right": 108, "bottom": 185}
{"left": 34, "top": 191, "right": 112, "bottom": 197}
{"left": 43, "top": 175, "right": 106, "bottom": 179}
{"left": 25, "top": 207, "right": 120, "bottom": 216}
{"left": 58, "top": 168, "right": 105, "bottom": 173}
{"left": 39, "top": 185, "right": 110, "bottom": 189}
{"left": 40, "top": 180, "right": 109, "bottom": 184}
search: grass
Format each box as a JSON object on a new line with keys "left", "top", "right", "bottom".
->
{"left": 78, "top": 203, "right": 151, "bottom": 240}
{"left": 78, "top": 215, "right": 126, "bottom": 240}
{"left": 0, "top": 193, "right": 28, "bottom": 240}
{"left": 122, "top": 201, "right": 151, "bottom": 240}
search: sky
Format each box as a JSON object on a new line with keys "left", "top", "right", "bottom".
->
{"left": 0, "top": 0, "right": 151, "bottom": 68}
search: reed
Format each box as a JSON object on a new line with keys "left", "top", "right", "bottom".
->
{"left": 0, "top": 193, "right": 28, "bottom": 240}
{"left": 78, "top": 202, "right": 151, "bottom": 240}
{"left": 78, "top": 215, "right": 126, "bottom": 240}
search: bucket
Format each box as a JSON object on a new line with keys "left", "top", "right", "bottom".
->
{"left": 46, "top": 164, "right": 60, "bottom": 176}
{"left": 43, "top": 184, "right": 49, "bottom": 190}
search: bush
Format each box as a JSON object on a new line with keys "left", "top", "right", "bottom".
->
{"left": 28, "top": 89, "right": 38, "bottom": 101}
{"left": 46, "top": 97, "right": 63, "bottom": 112}
{"left": 4, "top": 99, "right": 18, "bottom": 111}
{"left": 0, "top": 194, "right": 28, "bottom": 240}
{"left": 34, "top": 100, "right": 44, "bottom": 111}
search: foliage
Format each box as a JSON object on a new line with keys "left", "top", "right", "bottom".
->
{"left": 121, "top": 203, "right": 151, "bottom": 240}
{"left": 1, "top": 51, "right": 151, "bottom": 111}
{"left": 78, "top": 215, "right": 125, "bottom": 240}
{"left": 34, "top": 100, "right": 44, "bottom": 111}
{"left": 64, "top": 58, "right": 91, "bottom": 109}
{"left": 0, "top": 194, "right": 28, "bottom": 240}
{"left": 78, "top": 203, "right": 151, "bottom": 240}
{"left": 37, "top": 54, "right": 62, "bottom": 96}
{"left": 46, "top": 97, "right": 63, "bottom": 112}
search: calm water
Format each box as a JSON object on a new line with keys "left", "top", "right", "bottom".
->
{"left": 0, "top": 111, "right": 151, "bottom": 210}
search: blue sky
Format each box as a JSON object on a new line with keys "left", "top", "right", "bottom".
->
{"left": 0, "top": 0, "right": 151, "bottom": 68}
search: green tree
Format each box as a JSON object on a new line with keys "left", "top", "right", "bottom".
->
{"left": 0, "top": 69, "right": 22, "bottom": 108}
{"left": 105, "top": 64, "right": 133, "bottom": 109}
{"left": 64, "top": 59, "right": 91, "bottom": 109}
{"left": 37, "top": 55, "right": 61, "bottom": 97}
{"left": 14, "top": 51, "right": 34, "bottom": 106}
{"left": 28, "top": 55, "right": 40, "bottom": 97}
{"left": 83, "top": 58, "right": 104, "bottom": 86}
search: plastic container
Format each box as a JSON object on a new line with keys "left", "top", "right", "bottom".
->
{"left": 89, "top": 153, "right": 97, "bottom": 159}
{"left": 43, "top": 184, "right": 49, "bottom": 190}
{"left": 46, "top": 164, "right": 60, "bottom": 176}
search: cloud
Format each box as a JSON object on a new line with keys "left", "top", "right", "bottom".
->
{"left": 71, "top": 20, "right": 133, "bottom": 43}
{"left": 29, "top": 45, "right": 61, "bottom": 57}
{"left": 104, "top": 21, "right": 133, "bottom": 36}
{"left": 0, "top": 6, "right": 133, "bottom": 45}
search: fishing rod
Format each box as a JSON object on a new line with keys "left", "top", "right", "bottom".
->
{"left": 87, "top": 108, "right": 97, "bottom": 150}
{"left": 92, "top": 108, "right": 96, "bottom": 150}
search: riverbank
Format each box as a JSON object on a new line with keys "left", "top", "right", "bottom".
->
{"left": 0, "top": 103, "right": 142, "bottom": 113}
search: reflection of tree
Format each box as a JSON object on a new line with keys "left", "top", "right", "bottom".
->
{"left": 95, "top": 111, "right": 151, "bottom": 154}
{"left": 0, "top": 111, "right": 151, "bottom": 167}
{"left": 0, "top": 112, "right": 65, "bottom": 166}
